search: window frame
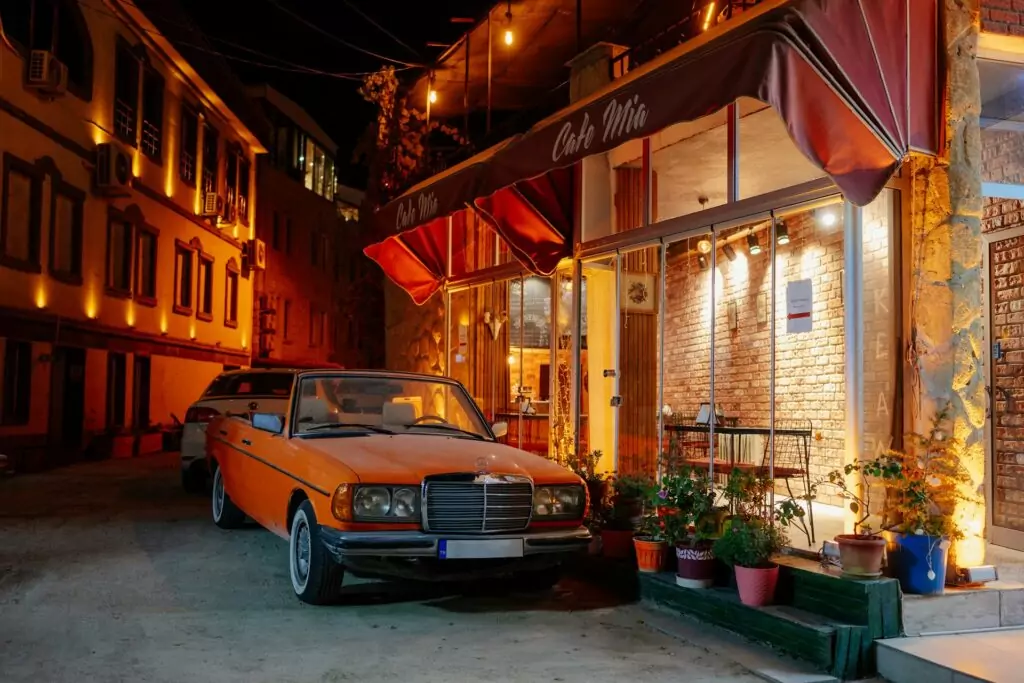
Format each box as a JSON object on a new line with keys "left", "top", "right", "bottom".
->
{"left": 134, "top": 224, "right": 159, "bottom": 307}
{"left": 140, "top": 66, "right": 165, "bottom": 163}
{"left": 224, "top": 258, "right": 240, "bottom": 329}
{"left": 196, "top": 251, "right": 215, "bottom": 322}
{"left": 0, "top": 153, "right": 43, "bottom": 273}
{"left": 2, "top": 339, "right": 33, "bottom": 426}
{"left": 201, "top": 123, "right": 219, "bottom": 198}
{"left": 48, "top": 176, "right": 85, "bottom": 284}
{"left": 1, "top": 0, "right": 95, "bottom": 101}
{"left": 104, "top": 212, "right": 134, "bottom": 298}
{"left": 179, "top": 103, "right": 198, "bottom": 186}
{"left": 112, "top": 38, "right": 141, "bottom": 147}
{"left": 173, "top": 239, "right": 196, "bottom": 316}
{"left": 238, "top": 156, "right": 250, "bottom": 226}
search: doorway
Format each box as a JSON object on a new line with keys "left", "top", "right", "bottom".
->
{"left": 48, "top": 346, "right": 86, "bottom": 461}
{"left": 988, "top": 226, "right": 1024, "bottom": 551}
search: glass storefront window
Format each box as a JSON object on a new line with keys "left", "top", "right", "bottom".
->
{"left": 738, "top": 97, "right": 825, "bottom": 199}
{"left": 652, "top": 109, "right": 728, "bottom": 222}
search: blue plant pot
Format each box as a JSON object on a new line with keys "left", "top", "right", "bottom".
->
{"left": 887, "top": 532, "right": 950, "bottom": 595}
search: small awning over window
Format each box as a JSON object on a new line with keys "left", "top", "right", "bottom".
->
{"left": 363, "top": 217, "right": 448, "bottom": 305}
{"left": 368, "top": 0, "right": 937, "bottom": 302}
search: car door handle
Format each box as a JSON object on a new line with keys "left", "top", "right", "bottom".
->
{"left": 241, "top": 439, "right": 252, "bottom": 446}
{"left": 219, "top": 429, "right": 228, "bottom": 436}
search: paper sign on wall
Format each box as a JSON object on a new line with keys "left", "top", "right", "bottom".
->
{"left": 786, "top": 279, "right": 813, "bottom": 333}
{"left": 456, "top": 323, "right": 468, "bottom": 362}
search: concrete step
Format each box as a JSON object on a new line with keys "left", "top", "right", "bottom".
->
{"left": 876, "top": 628, "right": 1024, "bottom": 683}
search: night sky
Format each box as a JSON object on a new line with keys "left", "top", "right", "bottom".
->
{"left": 176, "top": 0, "right": 492, "bottom": 187}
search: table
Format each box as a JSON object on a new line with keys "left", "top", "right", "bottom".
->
{"left": 664, "top": 422, "right": 815, "bottom": 543}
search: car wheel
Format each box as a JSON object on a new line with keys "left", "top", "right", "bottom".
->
{"left": 211, "top": 465, "right": 245, "bottom": 529}
{"left": 289, "top": 500, "right": 344, "bottom": 605}
{"left": 513, "top": 565, "right": 562, "bottom": 592}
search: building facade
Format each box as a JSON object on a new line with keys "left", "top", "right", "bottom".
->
{"left": 0, "top": 0, "right": 266, "bottom": 470}
{"left": 247, "top": 85, "right": 376, "bottom": 370}
{"left": 367, "top": 0, "right": 1024, "bottom": 571}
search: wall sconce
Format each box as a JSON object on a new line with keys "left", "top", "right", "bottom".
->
{"left": 722, "top": 243, "right": 737, "bottom": 262}
{"left": 776, "top": 221, "right": 790, "bottom": 246}
{"left": 747, "top": 233, "right": 762, "bottom": 256}
{"left": 482, "top": 309, "right": 508, "bottom": 340}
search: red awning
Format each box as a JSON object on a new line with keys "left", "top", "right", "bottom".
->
{"left": 368, "top": 0, "right": 937, "bottom": 301}
{"left": 473, "top": 166, "right": 575, "bottom": 276}
{"left": 363, "top": 217, "right": 448, "bottom": 305}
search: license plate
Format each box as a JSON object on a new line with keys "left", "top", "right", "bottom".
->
{"left": 438, "top": 538, "right": 524, "bottom": 559}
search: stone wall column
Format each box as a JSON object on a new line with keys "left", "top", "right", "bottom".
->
{"left": 908, "top": 0, "right": 986, "bottom": 566}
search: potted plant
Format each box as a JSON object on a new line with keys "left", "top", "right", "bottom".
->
{"left": 601, "top": 474, "right": 651, "bottom": 559}
{"left": 713, "top": 517, "right": 788, "bottom": 606}
{"left": 824, "top": 457, "right": 904, "bottom": 579}
{"left": 659, "top": 467, "right": 718, "bottom": 588}
{"left": 633, "top": 511, "right": 668, "bottom": 573}
{"left": 570, "top": 450, "right": 608, "bottom": 555}
{"left": 881, "top": 408, "right": 974, "bottom": 595}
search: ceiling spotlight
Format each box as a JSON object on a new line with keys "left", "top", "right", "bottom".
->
{"left": 776, "top": 221, "right": 790, "bottom": 246}
{"left": 697, "top": 254, "right": 708, "bottom": 270}
{"left": 747, "top": 233, "right": 762, "bottom": 256}
{"left": 818, "top": 209, "right": 837, "bottom": 227}
{"left": 723, "top": 243, "right": 737, "bottom": 262}
{"left": 697, "top": 238, "right": 712, "bottom": 254}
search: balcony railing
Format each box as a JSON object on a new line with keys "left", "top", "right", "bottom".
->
{"left": 611, "top": 0, "right": 764, "bottom": 77}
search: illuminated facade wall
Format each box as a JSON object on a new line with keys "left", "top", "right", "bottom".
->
{"left": 0, "top": 0, "right": 264, "bottom": 469}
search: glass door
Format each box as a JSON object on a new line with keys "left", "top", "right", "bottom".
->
{"left": 580, "top": 256, "right": 617, "bottom": 474}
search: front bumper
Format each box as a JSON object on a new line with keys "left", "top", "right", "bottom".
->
{"left": 318, "top": 526, "right": 592, "bottom": 560}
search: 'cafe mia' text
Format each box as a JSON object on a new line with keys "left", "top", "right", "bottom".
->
{"left": 552, "top": 94, "right": 650, "bottom": 162}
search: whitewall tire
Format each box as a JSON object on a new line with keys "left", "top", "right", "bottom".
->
{"left": 289, "top": 500, "right": 344, "bottom": 605}
{"left": 211, "top": 465, "right": 245, "bottom": 529}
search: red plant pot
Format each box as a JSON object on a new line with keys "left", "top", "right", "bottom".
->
{"left": 676, "top": 542, "right": 716, "bottom": 589}
{"left": 634, "top": 537, "right": 667, "bottom": 573}
{"left": 601, "top": 529, "right": 635, "bottom": 559}
{"left": 734, "top": 565, "right": 779, "bottom": 606}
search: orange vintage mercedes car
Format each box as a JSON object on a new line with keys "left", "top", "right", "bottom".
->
{"left": 205, "top": 370, "right": 590, "bottom": 604}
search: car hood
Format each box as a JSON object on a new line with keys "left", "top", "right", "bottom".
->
{"left": 300, "top": 433, "right": 580, "bottom": 485}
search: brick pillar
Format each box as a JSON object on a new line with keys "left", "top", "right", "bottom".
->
{"left": 908, "top": 0, "right": 986, "bottom": 566}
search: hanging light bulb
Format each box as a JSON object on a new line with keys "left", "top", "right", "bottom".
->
{"left": 776, "top": 221, "right": 790, "bottom": 246}
{"left": 429, "top": 89, "right": 437, "bottom": 104}
{"left": 504, "top": 1, "right": 514, "bottom": 45}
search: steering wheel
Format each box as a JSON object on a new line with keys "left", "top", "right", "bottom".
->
{"left": 412, "top": 414, "right": 448, "bottom": 425}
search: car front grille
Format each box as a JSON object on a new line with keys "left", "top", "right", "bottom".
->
{"left": 424, "top": 475, "right": 533, "bottom": 533}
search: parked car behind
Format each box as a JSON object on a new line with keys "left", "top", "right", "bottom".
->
{"left": 180, "top": 369, "right": 296, "bottom": 492}
{"left": 205, "top": 370, "right": 591, "bottom": 604}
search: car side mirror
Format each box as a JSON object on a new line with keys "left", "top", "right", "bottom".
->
{"left": 491, "top": 421, "right": 508, "bottom": 439}
{"left": 252, "top": 412, "right": 285, "bottom": 435}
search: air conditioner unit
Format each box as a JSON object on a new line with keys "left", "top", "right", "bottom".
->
{"left": 94, "top": 142, "right": 133, "bottom": 196}
{"left": 245, "top": 238, "right": 267, "bottom": 270}
{"left": 26, "top": 50, "right": 68, "bottom": 96}
{"left": 201, "top": 192, "right": 224, "bottom": 218}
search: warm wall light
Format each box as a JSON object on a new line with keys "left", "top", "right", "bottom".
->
{"left": 126, "top": 305, "right": 136, "bottom": 328}
{"left": 747, "top": 233, "right": 762, "bottom": 256}
{"left": 722, "top": 243, "right": 737, "bottom": 262}
{"left": 702, "top": 1, "right": 717, "bottom": 31}
{"left": 34, "top": 285, "right": 47, "bottom": 309}
{"left": 818, "top": 209, "right": 838, "bottom": 227}
{"left": 776, "top": 221, "right": 790, "bottom": 245}
{"left": 507, "top": 353, "right": 516, "bottom": 365}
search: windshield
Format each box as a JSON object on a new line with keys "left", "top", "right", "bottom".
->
{"left": 293, "top": 375, "right": 491, "bottom": 439}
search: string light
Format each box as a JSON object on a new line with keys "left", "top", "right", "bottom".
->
{"left": 504, "top": 29, "right": 514, "bottom": 46}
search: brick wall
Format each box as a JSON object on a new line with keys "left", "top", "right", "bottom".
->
{"left": 659, "top": 202, "right": 895, "bottom": 505}
{"left": 981, "top": 0, "right": 1024, "bottom": 35}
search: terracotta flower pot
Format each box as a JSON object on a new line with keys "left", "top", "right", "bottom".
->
{"left": 734, "top": 565, "right": 779, "bottom": 606}
{"left": 634, "top": 537, "right": 667, "bottom": 573}
{"left": 601, "top": 529, "right": 634, "bottom": 559}
{"left": 835, "top": 533, "right": 886, "bottom": 578}
{"left": 676, "top": 541, "right": 716, "bottom": 588}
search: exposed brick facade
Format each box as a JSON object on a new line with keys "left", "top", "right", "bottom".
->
{"left": 983, "top": 122, "right": 1024, "bottom": 532}
{"left": 981, "top": 0, "right": 1024, "bottom": 35}
{"left": 660, "top": 199, "right": 896, "bottom": 505}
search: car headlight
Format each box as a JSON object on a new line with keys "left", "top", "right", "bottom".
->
{"left": 350, "top": 485, "right": 420, "bottom": 521}
{"left": 533, "top": 485, "right": 585, "bottom": 519}
{"left": 354, "top": 486, "right": 391, "bottom": 517}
